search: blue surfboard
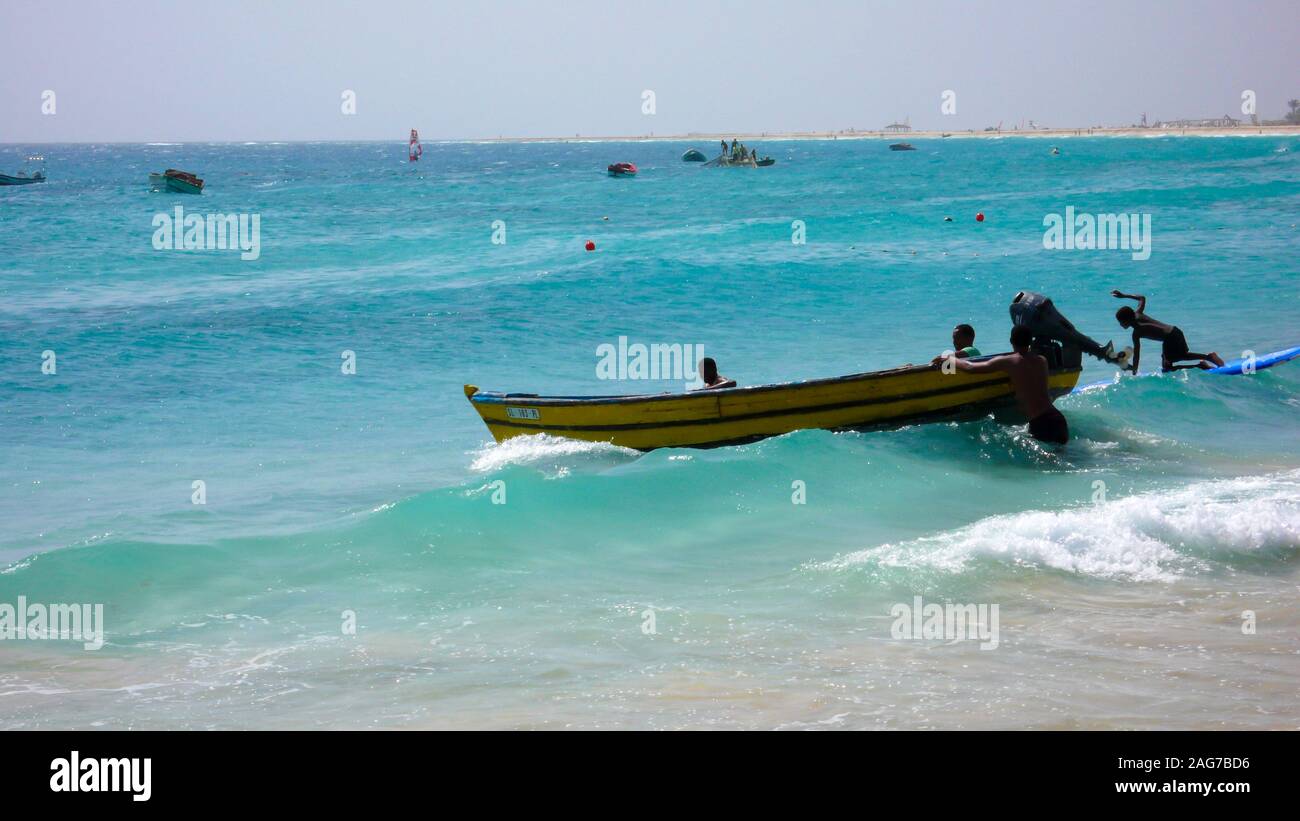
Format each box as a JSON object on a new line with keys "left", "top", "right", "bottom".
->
{"left": 1072, "top": 345, "right": 1300, "bottom": 393}
{"left": 1206, "top": 345, "right": 1300, "bottom": 375}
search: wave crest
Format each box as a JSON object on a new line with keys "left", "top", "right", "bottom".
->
{"left": 469, "top": 434, "right": 640, "bottom": 475}
{"left": 819, "top": 470, "right": 1300, "bottom": 582}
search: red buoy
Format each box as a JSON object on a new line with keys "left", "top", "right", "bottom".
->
{"left": 585, "top": 240, "right": 596, "bottom": 251}
{"left": 976, "top": 212, "right": 985, "bottom": 222}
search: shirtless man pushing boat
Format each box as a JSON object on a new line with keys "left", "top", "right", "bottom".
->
{"left": 947, "top": 325, "right": 1069, "bottom": 445}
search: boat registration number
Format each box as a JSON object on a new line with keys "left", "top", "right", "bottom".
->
{"left": 506, "top": 407, "right": 540, "bottom": 420}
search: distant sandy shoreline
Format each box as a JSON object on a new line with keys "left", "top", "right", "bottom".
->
{"left": 5, "top": 126, "right": 1298, "bottom": 146}
{"left": 462, "top": 125, "right": 1300, "bottom": 144}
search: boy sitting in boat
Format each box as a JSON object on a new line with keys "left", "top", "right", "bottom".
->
{"left": 948, "top": 325, "right": 1069, "bottom": 445}
{"left": 930, "top": 324, "right": 980, "bottom": 365}
{"left": 1111, "top": 290, "right": 1224, "bottom": 372}
{"left": 693, "top": 357, "right": 736, "bottom": 390}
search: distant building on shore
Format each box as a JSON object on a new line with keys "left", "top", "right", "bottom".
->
{"left": 883, "top": 119, "right": 912, "bottom": 133}
{"left": 1154, "top": 115, "right": 1242, "bottom": 128}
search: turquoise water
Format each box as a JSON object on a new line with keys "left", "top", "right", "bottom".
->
{"left": 1, "top": 137, "right": 1298, "bottom": 729}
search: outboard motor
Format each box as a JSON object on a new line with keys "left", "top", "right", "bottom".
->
{"left": 1010, "top": 291, "right": 1117, "bottom": 368}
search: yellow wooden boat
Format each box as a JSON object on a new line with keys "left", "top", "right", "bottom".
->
{"left": 466, "top": 293, "right": 1124, "bottom": 450}
{"left": 465, "top": 356, "right": 1082, "bottom": 451}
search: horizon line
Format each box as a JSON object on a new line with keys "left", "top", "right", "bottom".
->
{"left": 5, "top": 123, "right": 1300, "bottom": 146}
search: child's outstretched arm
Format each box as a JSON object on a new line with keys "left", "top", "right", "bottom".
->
{"left": 1110, "top": 289, "right": 1146, "bottom": 314}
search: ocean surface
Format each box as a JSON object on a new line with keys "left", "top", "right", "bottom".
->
{"left": 1, "top": 136, "right": 1297, "bottom": 729}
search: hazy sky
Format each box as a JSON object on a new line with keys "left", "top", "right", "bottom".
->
{"left": 3, "top": 0, "right": 1297, "bottom": 142}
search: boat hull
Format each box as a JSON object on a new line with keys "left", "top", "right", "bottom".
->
{"left": 160, "top": 169, "right": 204, "bottom": 194}
{"left": 0, "top": 174, "right": 44, "bottom": 186}
{"left": 704, "top": 156, "right": 758, "bottom": 168}
{"left": 466, "top": 360, "right": 1081, "bottom": 450}
{"left": 164, "top": 176, "right": 203, "bottom": 194}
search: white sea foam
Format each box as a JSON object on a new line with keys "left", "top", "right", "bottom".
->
{"left": 469, "top": 433, "right": 639, "bottom": 474}
{"left": 821, "top": 470, "right": 1300, "bottom": 582}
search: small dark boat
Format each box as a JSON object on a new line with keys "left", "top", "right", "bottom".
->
{"left": 163, "top": 169, "right": 204, "bottom": 194}
{"left": 0, "top": 173, "right": 44, "bottom": 186}
{"left": 889, "top": 143, "right": 916, "bottom": 151}
{"left": 681, "top": 149, "right": 707, "bottom": 162}
{"left": 607, "top": 162, "right": 637, "bottom": 177}
{"left": 703, "top": 154, "right": 757, "bottom": 168}
{"left": 755, "top": 157, "right": 775, "bottom": 167}
{"left": 0, "top": 156, "right": 46, "bottom": 186}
